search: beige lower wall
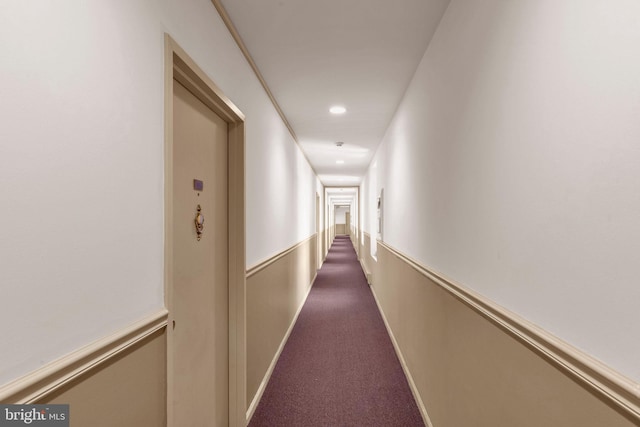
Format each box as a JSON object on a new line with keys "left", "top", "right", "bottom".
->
{"left": 373, "top": 243, "right": 638, "bottom": 427}
{"left": 309, "top": 233, "right": 318, "bottom": 275}
{"left": 336, "top": 223, "right": 346, "bottom": 235}
{"left": 359, "top": 232, "right": 376, "bottom": 284}
{"left": 321, "top": 228, "right": 327, "bottom": 261}
{"left": 350, "top": 231, "right": 358, "bottom": 258}
{"left": 41, "top": 329, "right": 167, "bottom": 427}
{"left": 246, "top": 235, "right": 318, "bottom": 414}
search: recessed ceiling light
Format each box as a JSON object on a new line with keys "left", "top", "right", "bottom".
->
{"left": 336, "top": 160, "right": 345, "bottom": 164}
{"left": 329, "top": 106, "right": 346, "bottom": 114}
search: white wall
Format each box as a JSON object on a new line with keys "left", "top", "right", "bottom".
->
{"left": 364, "top": 158, "right": 382, "bottom": 256}
{"left": 359, "top": 175, "right": 368, "bottom": 245}
{"left": 334, "top": 206, "right": 349, "bottom": 225}
{"left": 0, "top": 0, "right": 318, "bottom": 387}
{"left": 161, "top": 0, "right": 319, "bottom": 268}
{"left": 364, "top": 0, "right": 640, "bottom": 382}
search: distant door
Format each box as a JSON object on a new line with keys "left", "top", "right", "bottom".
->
{"left": 171, "top": 79, "right": 228, "bottom": 426}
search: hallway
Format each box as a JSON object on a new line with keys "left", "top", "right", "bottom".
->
{"left": 4, "top": 2, "right": 640, "bottom": 426}
{"left": 249, "top": 236, "right": 424, "bottom": 426}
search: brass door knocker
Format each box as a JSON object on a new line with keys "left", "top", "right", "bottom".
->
{"left": 194, "top": 205, "right": 205, "bottom": 241}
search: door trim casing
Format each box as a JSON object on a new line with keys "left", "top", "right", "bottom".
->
{"left": 164, "top": 34, "right": 246, "bottom": 427}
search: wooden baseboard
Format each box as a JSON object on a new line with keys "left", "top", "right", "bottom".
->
{"left": 369, "top": 286, "right": 434, "bottom": 427}
{"left": 246, "top": 272, "right": 317, "bottom": 423}
{"left": 359, "top": 258, "right": 372, "bottom": 285}
{"left": 0, "top": 309, "right": 169, "bottom": 403}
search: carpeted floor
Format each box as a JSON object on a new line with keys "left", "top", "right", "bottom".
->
{"left": 248, "top": 235, "right": 425, "bottom": 426}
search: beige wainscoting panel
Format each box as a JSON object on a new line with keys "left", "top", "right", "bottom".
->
{"left": 246, "top": 235, "right": 318, "bottom": 421}
{"left": 374, "top": 242, "right": 639, "bottom": 427}
{"left": 321, "top": 229, "right": 327, "bottom": 261}
{"left": 309, "top": 232, "right": 318, "bottom": 280}
{"left": 0, "top": 311, "right": 168, "bottom": 405}
{"left": 359, "top": 232, "right": 375, "bottom": 285}
{"left": 42, "top": 329, "right": 167, "bottom": 427}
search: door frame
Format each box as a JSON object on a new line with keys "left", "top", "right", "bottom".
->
{"left": 164, "top": 34, "right": 246, "bottom": 427}
{"left": 315, "top": 193, "right": 321, "bottom": 269}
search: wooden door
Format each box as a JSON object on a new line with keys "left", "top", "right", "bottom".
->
{"left": 171, "top": 79, "right": 228, "bottom": 426}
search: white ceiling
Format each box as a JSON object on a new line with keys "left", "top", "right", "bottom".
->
{"left": 218, "top": 0, "right": 451, "bottom": 187}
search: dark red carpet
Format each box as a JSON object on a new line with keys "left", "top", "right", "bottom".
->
{"left": 248, "top": 235, "right": 425, "bottom": 426}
